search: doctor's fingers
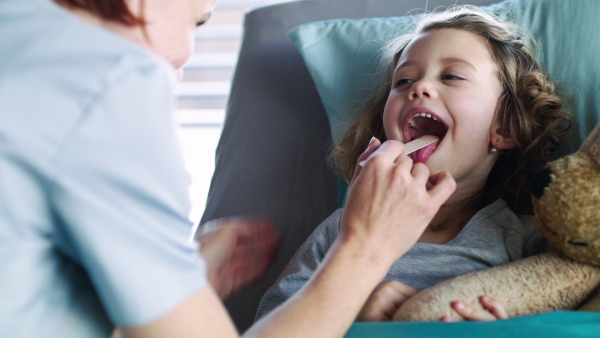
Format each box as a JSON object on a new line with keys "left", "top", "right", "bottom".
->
{"left": 409, "top": 162, "right": 430, "bottom": 185}
{"left": 360, "top": 140, "right": 407, "bottom": 172}
{"left": 353, "top": 137, "right": 382, "bottom": 181}
{"left": 427, "top": 171, "right": 456, "bottom": 207}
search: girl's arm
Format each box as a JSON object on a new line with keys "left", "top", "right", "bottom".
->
{"left": 357, "top": 280, "right": 418, "bottom": 321}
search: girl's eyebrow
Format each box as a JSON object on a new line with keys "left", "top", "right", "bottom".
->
{"left": 441, "top": 57, "right": 477, "bottom": 71}
{"left": 394, "top": 60, "right": 416, "bottom": 74}
{"left": 394, "top": 57, "right": 477, "bottom": 74}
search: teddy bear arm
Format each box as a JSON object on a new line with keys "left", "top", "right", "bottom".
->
{"left": 392, "top": 251, "right": 600, "bottom": 322}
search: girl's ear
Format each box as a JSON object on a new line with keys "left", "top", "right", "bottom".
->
{"left": 490, "top": 126, "right": 516, "bottom": 150}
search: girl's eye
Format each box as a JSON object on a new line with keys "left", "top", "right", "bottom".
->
{"left": 442, "top": 74, "right": 462, "bottom": 81}
{"left": 395, "top": 78, "right": 413, "bottom": 87}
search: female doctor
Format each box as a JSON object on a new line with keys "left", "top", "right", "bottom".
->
{"left": 0, "top": 0, "right": 456, "bottom": 337}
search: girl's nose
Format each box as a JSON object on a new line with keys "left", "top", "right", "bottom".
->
{"left": 408, "top": 80, "right": 437, "bottom": 100}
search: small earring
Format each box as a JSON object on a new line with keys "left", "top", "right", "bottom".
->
{"left": 490, "top": 138, "right": 499, "bottom": 154}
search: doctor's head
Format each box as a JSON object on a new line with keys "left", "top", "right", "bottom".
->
{"left": 53, "top": 0, "right": 218, "bottom": 69}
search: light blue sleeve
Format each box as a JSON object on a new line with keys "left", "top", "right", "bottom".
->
{"left": 48, "top": 56, "right": 207, "bottom": 326}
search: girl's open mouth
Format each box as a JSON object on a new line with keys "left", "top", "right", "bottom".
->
{"left": 404, "top": 111, "right": 448, "bottom": 163}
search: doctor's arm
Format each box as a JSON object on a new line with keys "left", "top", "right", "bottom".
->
{"left": 121, "top": 139, "right": 456, "bottom": 338}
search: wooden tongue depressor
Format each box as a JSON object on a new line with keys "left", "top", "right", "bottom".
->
{"left": 404, "top": 135, "right": 439, "bottom": 155}
{"left": 359, "top": 135, "right": 439, "bottom": 167}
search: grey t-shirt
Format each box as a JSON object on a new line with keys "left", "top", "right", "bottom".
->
{"left": 256, "top": 199, "right": 548, "bottom": 320}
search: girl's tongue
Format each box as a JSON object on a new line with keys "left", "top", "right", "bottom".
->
{"left": 406, "top": 114, "right": 446, "bottom": 163}
{"left": 412, "top": 142, "right": 438, "bottom": 163}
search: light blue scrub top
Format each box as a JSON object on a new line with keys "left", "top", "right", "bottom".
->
{"left": 0, "top": 0, "right": 208, "bottom": 336}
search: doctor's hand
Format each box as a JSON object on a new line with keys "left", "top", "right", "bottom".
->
{"left": 196, "top": 217, "right": 279, "bottom": 299}
{"left": 341, "top": 138, "right": 456, "bottom": 267}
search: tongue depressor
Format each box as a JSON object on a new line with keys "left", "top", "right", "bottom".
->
{"left": 358, "top": 135, "right": 439, "bottom": 167}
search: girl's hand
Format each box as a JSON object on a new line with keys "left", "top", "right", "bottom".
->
{"left": 357, "top": 280, "right": 418, "bottom": 322}
{"left": 341, "top": 138, "right": 456, "bottom": 267}
{"left": 196, "top": 217, "right": 280, "bottom": 299}
{"left": 441, "top": 296, "right": 508, "bottom": 322}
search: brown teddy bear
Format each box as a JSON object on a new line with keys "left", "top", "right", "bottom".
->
{"left": 392, "top": 124, "right": 600, "bottom": 321}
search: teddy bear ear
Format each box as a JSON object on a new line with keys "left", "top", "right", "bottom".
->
{"left": 579, "top": 123, "right": 600, "bottom": 164}
{"left": 531, "top": 166, "right": 552, "bottom": 198}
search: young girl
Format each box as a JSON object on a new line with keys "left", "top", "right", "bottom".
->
{"left": 256, "top": 7, "right": 573, "bottom": 322}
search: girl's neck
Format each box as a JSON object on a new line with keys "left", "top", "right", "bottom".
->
{"left": 418, "top": 186, "right": 486, "bottom": 244}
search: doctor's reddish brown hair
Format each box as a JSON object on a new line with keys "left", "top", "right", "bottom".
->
{"left": 332, "top": 7, "right": 572, "bottom": 215}
{"left": 54, "top": 0, "right": 144, "bottom": 26}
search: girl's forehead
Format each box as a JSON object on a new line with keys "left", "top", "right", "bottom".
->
{"left": 396, "top": 29, "right": 497, "bottom": 71}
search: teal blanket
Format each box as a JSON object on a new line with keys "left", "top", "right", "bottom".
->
{"left": 346, "top": 311, "right": 600, "bottom": 337}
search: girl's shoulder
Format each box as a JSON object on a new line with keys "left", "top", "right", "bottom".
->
{"left": 320, "top": 208, "right": 344, "bottom": 239}
{"left": 448, "top": 199, "right": 535, "bottom": 245}
{"left": 297, "top": 208, "right": 345, "bottom": 252}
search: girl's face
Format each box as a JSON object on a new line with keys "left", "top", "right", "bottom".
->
{"left": 383, "top": 28, "right": 503, "bottom": 188}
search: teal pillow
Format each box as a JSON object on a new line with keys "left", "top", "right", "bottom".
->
{"left": 289, "top": 0, "right": 600, "bottom": 153}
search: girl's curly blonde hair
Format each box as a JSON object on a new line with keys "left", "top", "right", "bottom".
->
{"left": 332, "top": 7, "right": 572, "bottom": 214}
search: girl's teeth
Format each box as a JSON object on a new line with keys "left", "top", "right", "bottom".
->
{"left": 408, "top": 112, "right": 440, "bottom": 126}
